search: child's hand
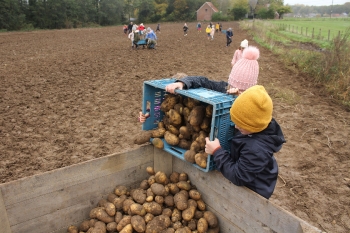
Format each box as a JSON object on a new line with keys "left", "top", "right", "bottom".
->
{"left": 205, "top": 137, "right": 221, "bottom": 154}
{"left": 226, "top": 87, "right": 241, "bottom": 96}
{"left": 165, "top": 82, "right": 184, "bottom": 94}
{"left": 138, "top": 111, "right": 150, "bottom": 123}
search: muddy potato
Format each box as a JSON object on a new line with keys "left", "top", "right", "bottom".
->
{"left": 131, "top": 215, "right": 146, "bottom": 233}
{"left": 158, "top": 121, "right": 165, "bottom": 129}
{"left": 67, "top": 225, "right": 79, "bottom": 233}
{"left": 104, "top": 202, "right": 116, "bottom": 217}
{"left": 182, "top": 107, "right": 191, "bottom": 122}
{"left": 151, "top": 183, "right": 167, "bottom": 196}
{"left": 144, "top": 213, "right": 154, "bottom": 223}
{"left": 79, "top": 220, "right": 90, "bottom": 232}
{"left": 161, "top": 94, "right": 179, "bottom": 112}
{"left": 106, "top": 222, "right": 117, "bottom": 232}
{"left": 169, "top": 171, "right": 180, "bottom": 183}
{"left": 196, "top": 199, "right": 206, "bottom": 211}
{"left": 183, "top": 97, "right": 200, "bottom": 110}
{"left": 182, "top": 199, "right": 197, "bottom": 221}
{"left": 174, "top": 192, "right": 188, "bottom": 211}
{"left": 179, "top": 126, "right": 191, "bottom": 140}
{"left": 164, "top": 194, "right": 175, "bottom": 207}
{"left": 173, "top": 103, "right": 184, "bottom": 114}
{"left": 116, "top": 216, "right": 132, "bottom": 232}
{"left": 195, "top": 152, "right": 208, "bottom": 169}
{"left": 207, "top": 226, "right": 220, "bottom": 233}
{"left": 107, "top": 193, "right": 117, "bottom": 203}
{"left": 146, "top": 215, "right": 171, "bottom": 233}
{"left": 89, "top": 219, "right": 98, "bottom": 228}
{"left": 120, "top": 223, "right": 133, "bottom": 233}
{"left": 177, "top": 181, "right": 191, "bottom": 191}
{"left": 152, "top": 127, "right": 166, "bottom": 138}
{"left": 115, "top": 211, "right": 123, "bottom": 223}
{"left": 187, "top": 219, "right": 197, "bottom": 231}
{"left": 143, "top": 201, "right": 163, "bottom": 215}
{"left": 200, "top": 117, "right": 211, "bottom": 132}
{"left": 171, "top": 208, "right": 182, "bottom": 222}
{"left": 146, "top": 166, "right": 155, "bottom": 176}
{"left": 203, "top": 211, "right": 218, "bottom": 228}
{"left": 95, "top": 208, "right": 114, "bottom": 223}
{"left": 167, "top": 124, "right": 180, "bottom": 135}
{"left": 140, "top": 179, "right": 150, "bottom": 190}
{"left": 155, "top": 195, "right": 165, "bottom": 204}
{"left": 132, "top": 188, "right": 147, "bottom": 204}
{"left": 205, "top": 105, "right": 213, "bottom": 117}
{"left": 190, "top": 141, "right": 201, "bottom": 153}
{"left": 87, "top": 221, "right": 106, "bottom": 233}
{"left": 167, "top": 109, "right": 182, "bottom": 125}
{"left": 113, "top": 194, "right": 127, "bottom": 211}
{"left": 184, "top": 150, "right": 196, "bottom": 163}
{"left": 155, "top": 171, "right": 169, "bottom": 185}
{"left": 168, "top": 183, "right": 180, "bottom": 195}
{"left": 161, "top": 228, "right": 176, "bottom": 233}
{"left": 134, "top": 130, "right": 153, "bottom": 145}
{"left": 175, "top": 227, "right": 192, "bottom": 233}
{"left": 178, "top": 139, "right": 191, "bottom": 150}
{"left": 114, "top": 185, "right": 129, "bottom": 196}
{"left": 148, "top": 175, "right": 156, "bottom": 186}
{"left": 130, "top": 203, "right": 146, "bottom": 216}
{"left": 164, "top": 131, "right": 180, "bottom": 146}
{"left": 122, "top": 199, "right": 135, "bottom": 214}
{"left": 152, "top": 137, "right": 164, "bottom": 149}
{"left": 188, "top": 106, "right": 205, "bottom": 126}
{"left": 189, "top": 189, "right": 202, "bottom": 201}
{"left": 197, "top": 218, "right": 208, "bottom": 233}
{"left": 89, "top": 207, "right": 104, "bottom": 219}
{"left": 179, "top": 173, "right": 188, "bottom": 181}
{"left": 162, "top": 208, "right": 173, "bottom": 217}
{"left": 194, "top": 210, "right": 204, "bottom": 219}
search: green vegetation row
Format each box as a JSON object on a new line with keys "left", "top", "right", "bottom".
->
{"left": 240, "top": 20, "right": 350, "bottom": 109}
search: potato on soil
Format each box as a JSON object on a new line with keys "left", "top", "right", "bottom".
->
{"left": 130, "top": 203, "right": 146, "bottom": 216}
{"left": 116, "top": 216, "right": 132, "bottom": 232}
{"left": 188, "top": 106, "right": 205, "bottom": 126}
{"left": 177, "top": 181, "right": 191, "bottom": 191}
{"left": 134, "top": 130, "right": 153, "bottom": 145}
{"left": 178, "top": 139, "right": 191, "bottom": 150}
{"left": 146, "top": 166, "right": 155, "bottom": 176}
{"left": 152, "top": 127, "right": 166, "bottom": 138}
{"left": 164, "top": 131, "right": 180, "bottom": 146}
{"left": 131, "top": 215, "right": 146, "bottom": 233}
{"left": 203, "top": 211, "right": 218, "bottom": 228}
{"left": 152, "top": 137, "right": 164, "bottom": 149}
{"left": 155, "top": 171, "right": 169, "bottom": 185}
{"left": 161, "top": 94, "right": 179, "bottom": 112}
{"left": 167, "top": 109, "right": 182, "bottom": 125}
{"left": 146, "top": 215, "right": 172, "bottom": 233}
{"left": 67, "top": 225, "right": 79, "bottom": 233}
{"left": 143, "top": 201, "right": 163, "bottom": 215}
{"left": 197, "top": 218, "right": 209, "bottom": 233}
{"left": 195, "top": 152, "right": 208, "bottom": 169}
{"left": 184, "top": 150, "right": 196, "bottom": 163}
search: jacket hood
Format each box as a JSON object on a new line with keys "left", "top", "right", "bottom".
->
{"left": 254, "top": 118, "right": 285, "bottom": 152}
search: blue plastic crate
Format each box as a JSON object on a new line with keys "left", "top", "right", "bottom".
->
{"left": 142, "top": 78, "right": 236, "bottom": 172}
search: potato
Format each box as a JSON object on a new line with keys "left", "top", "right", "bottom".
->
{"left": 178, "top": 139, "right": 191, "bottom": 150}
{"left": 143, "top": 201, "right": 163, "bottom": 215}
{"left": 187, "top": 219, "right": 197, "bottom": 231}
{"left": 106, "top": 222, "right": 117, "bottom": 232}
{"left": 155, "top": 195, "right": 165, "bottom": 204}
{"left": 164, "top": 131, "right": 180, "bottom": 146}
{"left": 152, "top": 127, "right": 166, "bottom": 138}
{"left": 184, "top": 150, "right": 196, "bottom": 163}
{"left": 120, "top": 223, "right": 133, "bottom": 233}
{"left": 132, "top": 188, "right": 147, "bottom": 204}
{"left": 161, "top": 228, "right": 176, "bottom": 233}
{"left": 148, "top": 175, "right": 156, "bottom": 186}
{"left": 175, "top": 227, "right": 191, "bottom": 233}
{"left": 130, "top": 203, "right": 146, "bottom": 216}
{"left": 113, "top": 194, "right": 127, "bottom": 211}
{"left": 194, "top": 210, "right": 204, "bottom": 219}
{"left": 182, "top": 201, "right": 197, "bottom": 221}
{"left": 158, "top": 121, "right": 165, "bottom": 129}
{"left": 183, "top": 97, "right": 200, "bottom": 109}
{"left": 146, "top": 215, "right": 171, "bottom": 233}
{"left": 203, "top": 211, "right": 218, "bottom": 228}
{"left": 162, "top": 208, "right": 173, "bottom": 217}
{"left": 115, "top": 211, "right": 123, "bottom": 223}
{"left": 95, "top": 208, "right": 114, "bottom": 223}
{"left": 89, "top": 207, "right": 104, "bottom": 219}
{"left": 205, "top": 105, "right": 213, "bottom": 117}
{"left": 178, "top": 126, "right": 191, "bottom": 140}
{"left": 179, "top": 173, "right": 188, "bottom": 181}
{"left": 79, "top": 220, "right": 90, "bottom": 232}
{"left": 134, "top": 130, "right": 152, "bottom": 145}
{"left": 104, "top": 202, "right": 116, "bottom": 217}
{"left": 151, "top": 183, "right": 167, "bottom": 196}
{"left": 190, "top": 141, "right": 201, "bottom": 153}
{"left": 114, "top": 185, "right": 129, "bottom": 196}
{"left": 146, "top": 166, "right": 155, "bottom": 175}
{"left": 182, "top": 107, "right": 191, "bottom": 122}
{"left": 207, "top": 226, "right": 220, "bottom": 233}
{"left": 171, "top": 208, "right": 182, "bottom": 222}
{"left": 144, "top": 213, "right": 154, "bottom": 223}
{"left": 197, "top": 218, "right": 208, "bottom": 233}
{"left": 167, "top": 109, "right": 182, "bottom": 125}
{"left": 169, "top": 171, "right": 180, "bottom": 183}
{"left": 174, "top": 192, "right": 188, "bottom": 211}
{"left": 116, "top": 216, "right": 131, "bottom": 232}
{"left": 67, "top": 225, "right": 79, "bottom": 233}
{"left": 152, "top": 137, "right": 164, "bottom": 149}
{"left": 167, "top": 124, "right": 180, "bottom": 135}
{"left": 177, "top": 181, "right": 191, "bottom": 191}
{"left": 161, "top": 94, "right": 179, "bottom": 112}
{"left": 140, "top": 179, "right": 150, "bottom": 190}
{"left": 87, "top": 221, "right": 106, "bottom": 233}
{"left": 164, "top": 194, "right": 175, "bottom": 207}
{"left": 200, "top": 117, "right": 211, "bottom": 132}
{"left": 189, "top": 189, "right": 201, "bottom": 201}
{"left": 195, "top": 152, "right": 208, "bottom": 169}
{"left": 196, "top": 199, "right": 206, "bottom": 211}
{"left": 188, "top": 106, "right": 205, "bottom": 126}
{"left": 131, "top": 215, "right": 146, "bottom": 233}
{"left": 173, "top": 103, "right": 184, "bottom": 114}
{"left": 155, "top": 171, "right": 169, "bottom": 185}
{"left": 122, "top": 199, "right": 135, "bottom": 214}
{"left": 168, "top": 183, "right": 180, "bottom": 195}
{"left": 107, "top": 193, "right": 117, "bottom": 203}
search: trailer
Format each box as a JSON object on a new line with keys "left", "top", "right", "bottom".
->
{"left": 0, "top": 145, "right": 322, "bottom": 233}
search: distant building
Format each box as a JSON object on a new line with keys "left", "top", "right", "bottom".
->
{"left": 196, "top": 2, "right": 219, "bottom": 21}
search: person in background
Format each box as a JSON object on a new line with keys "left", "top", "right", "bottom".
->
{"left": 197, "top": 22, "right": 202, "bottom": 32}
{"left": 146, "top": 38, "right": 157, "bottom": 49}
{"left": 123, "top": 25, "right": 128, "bottom": 35}
{"left": 156, "top": 23, "right": 160, "bottom": 33}
{"left": 127, "top": 22, "right": 133, "bottom": 34}
{"left": 206, "top": 25, "right": 211, "bottom": 40}
{"left": 219, "top": 22, "right": 222, "bottom": 32}
{"left": 183, "top": 23, "right": 189, "bottom": 36}
{"left": 231, "top": 39, "right": 248, "bottom": 66}
{"left": 139, "top": 46, "right": 261, "bottom": 121}
{"left": 145, "top": 27, "right": 158, "bottom": 41}
{"left": 130, "top": 30, "right": 140, "bottom": 49}
{"left": 138, "top": 23, "right": 145, "bottom": 38}
{"left": 205, "top": 85, "right": 285, "bottom": 199}
{"left": 210, "top": 25, "right": 215, "bottom": 40}
{"left": 226, "top": 28, "right": 233, "bottom": 47}
{"left": 215, "top": 22, "right": 220, "bottom": 33}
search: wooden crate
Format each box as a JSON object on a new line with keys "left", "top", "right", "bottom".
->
{"left": 0, "top": 145, "right": 322, "bottom": 233}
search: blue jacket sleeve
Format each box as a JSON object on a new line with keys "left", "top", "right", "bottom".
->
{"left": 176, "top": 76, "right": 228, "bottom": 93}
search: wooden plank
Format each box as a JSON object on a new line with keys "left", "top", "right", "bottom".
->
{"left": 0, "top": 189, "right": 12, "bottom": 233}
{"left": 173, "top": 156, "right": 322, "bottom": 233}
{"left": 1, "top": 145, "right": 153, "bottom": 206}
{"left": 153, "top": 147, "right": 173, "bottom": 177}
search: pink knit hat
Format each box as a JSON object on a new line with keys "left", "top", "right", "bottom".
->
{"left": 228, "top": 46, "right": 260, "bottom": 91}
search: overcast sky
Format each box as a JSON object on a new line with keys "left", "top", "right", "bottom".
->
{"left": 284, "top": 0, "right": 349, "bottom": 6}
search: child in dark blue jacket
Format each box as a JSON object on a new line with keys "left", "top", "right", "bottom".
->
{"left": 205, "top": 85, "right": 285, "bottom": 199}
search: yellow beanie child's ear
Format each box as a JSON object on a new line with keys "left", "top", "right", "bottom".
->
{"left": 230, "top": 85, "right": 273, "bottom": 133}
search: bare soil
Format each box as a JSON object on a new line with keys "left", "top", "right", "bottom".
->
{"left": 0, "top": 22, "right": 349, "bottom": 232}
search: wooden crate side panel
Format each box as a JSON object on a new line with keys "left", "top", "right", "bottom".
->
{"left": 173, "top": 157, "right": 322, "bottom": 233}
{"left": 153, "top": 147, "right": 173, "bottom": 177}
{"left": 0, "top": 189, "right": 11, "bottom": 233}
{"left": 1, "top": 145, "right": 153, "bottom": 206}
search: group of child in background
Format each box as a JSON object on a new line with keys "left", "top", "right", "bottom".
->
{"left": 124, "top": 22, "right": 160, "bottom": 49}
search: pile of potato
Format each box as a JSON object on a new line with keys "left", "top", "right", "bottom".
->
{"left": 134, "top": 94, "right": 213, "bottom": 169}
{"left": 67, "top": 167, "right": 220, "bottom": 233}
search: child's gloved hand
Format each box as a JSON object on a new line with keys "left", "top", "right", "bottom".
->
{"left": 165, "top": 82, "right": 184, "bottom": 94}
{"left": 138, "top": 111, "right": 150, "bottom": 123}
{"left": 205, "top": 137, "right": 221, "bottom": 155}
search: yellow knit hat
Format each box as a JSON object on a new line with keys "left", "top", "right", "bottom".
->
{"left": 230, "top": 85, "right": 273, "bottom": 133}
